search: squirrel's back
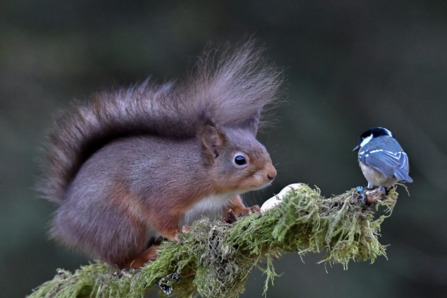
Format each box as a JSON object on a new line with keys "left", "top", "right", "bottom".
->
{"left": 38, "top": 41, "right": 282, "bottom": 203}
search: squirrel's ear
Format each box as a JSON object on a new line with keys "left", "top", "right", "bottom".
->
{"left": 240, "top": 110, "right": 261, "bottom": 136}
{"left": 201, "top": 124, "right": 226, "bottom": 162}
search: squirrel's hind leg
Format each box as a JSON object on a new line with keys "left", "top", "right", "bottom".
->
{"left": 123, "top": 245, "right": 158, "bottom": 269}
{"left": 122, "top": 224, "right": 190, "bottom": 269}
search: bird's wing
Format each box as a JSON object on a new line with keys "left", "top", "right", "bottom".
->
{"left": 359, "top": 149, "right": 403, "bottom": 179}
{"left": 394, "top": 152, "right": 413, "bottom": 182}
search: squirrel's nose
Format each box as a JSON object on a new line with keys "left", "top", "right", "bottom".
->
{"left": 267, "top": 167, "right": 277, "bottom": 181}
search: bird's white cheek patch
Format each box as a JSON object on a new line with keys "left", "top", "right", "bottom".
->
{"left": 360, "top": 134, "right": 373, "bottom": 147}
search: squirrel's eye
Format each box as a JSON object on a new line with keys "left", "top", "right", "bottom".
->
{"left": 234, "top": 155, "right": 247, "bottom": 166}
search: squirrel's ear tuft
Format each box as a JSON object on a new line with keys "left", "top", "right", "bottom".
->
{"left": 201, "top": 124, "right": 226, "bottom": 162}
{"left": 240, "top": 110, "right": 261, "bottom": 136}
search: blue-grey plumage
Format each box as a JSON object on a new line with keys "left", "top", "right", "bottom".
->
{"left": 354, "top": 127, "right": 413, "bottom": 189}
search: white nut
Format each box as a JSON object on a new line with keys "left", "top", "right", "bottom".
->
{"left": 260, "top": 183, "right": 304, "bottom": 213}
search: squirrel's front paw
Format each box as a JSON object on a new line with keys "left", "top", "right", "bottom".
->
{"left": 181, "top": 225, "right": 191, "bottom": 233}
{"left": 249, "top": 205, "right": 261, "bottom": 213}
{"left": 173, "top": 225, "right": 191, "bottom": 242}
{"left": 234, "top": 205, "right": 261, "bottom": 217}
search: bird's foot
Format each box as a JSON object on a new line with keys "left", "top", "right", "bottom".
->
{"left": 356, "top": 186, "right": 367, "bottom": 204}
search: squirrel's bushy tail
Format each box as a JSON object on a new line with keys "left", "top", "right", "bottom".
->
{"left": 38, "top": 41, "right": 282, "bottom": 203}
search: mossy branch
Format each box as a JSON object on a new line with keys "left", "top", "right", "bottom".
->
{"left": 29, "top": 185, "right": 399, "bottom": 298}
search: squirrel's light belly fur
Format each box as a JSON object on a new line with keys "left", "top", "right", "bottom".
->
{"left": 180, "top": 193, "right": 237, "bottom": 226}
{"left": 39, "top": 42, "right": 281, "bottom": 268}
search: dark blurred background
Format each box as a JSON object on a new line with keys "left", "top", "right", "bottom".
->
{"left": 1, "top": 0, "right": 447, "bottom": 297}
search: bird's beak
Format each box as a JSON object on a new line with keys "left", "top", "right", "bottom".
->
{"left": 353, "top": 145, "right": 360, "bottom": 152}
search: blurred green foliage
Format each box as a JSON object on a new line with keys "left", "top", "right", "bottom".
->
{"left": 1, "top": 0, "right": 447, "bottom": 297}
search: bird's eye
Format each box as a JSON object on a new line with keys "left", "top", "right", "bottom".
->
{"left": 234, "top": 155, "right": 247, "bottom": 166}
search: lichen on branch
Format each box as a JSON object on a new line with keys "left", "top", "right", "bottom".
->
{"left": 29, "top": 185, "right": 398, "bottom": 298}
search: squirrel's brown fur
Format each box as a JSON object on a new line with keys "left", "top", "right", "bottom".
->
{"left": 38, "top": 42, "right": 282, "bottom": 268}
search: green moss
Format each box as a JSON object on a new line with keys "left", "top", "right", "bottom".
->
{"left": 29, "top": 185, "right": 398, "bottom": 298}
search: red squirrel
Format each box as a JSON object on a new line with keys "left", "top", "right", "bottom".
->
{"left": 38, "top": 43, "right": 281, "bottom": 269}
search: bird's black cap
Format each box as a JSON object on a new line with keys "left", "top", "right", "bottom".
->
{"left": 353, "top": 127, "right": 394, "bottom": 151}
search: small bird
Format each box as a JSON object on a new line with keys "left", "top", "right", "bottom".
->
{"left": 353, "top": 127, "right": 413, "bottom": 190}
